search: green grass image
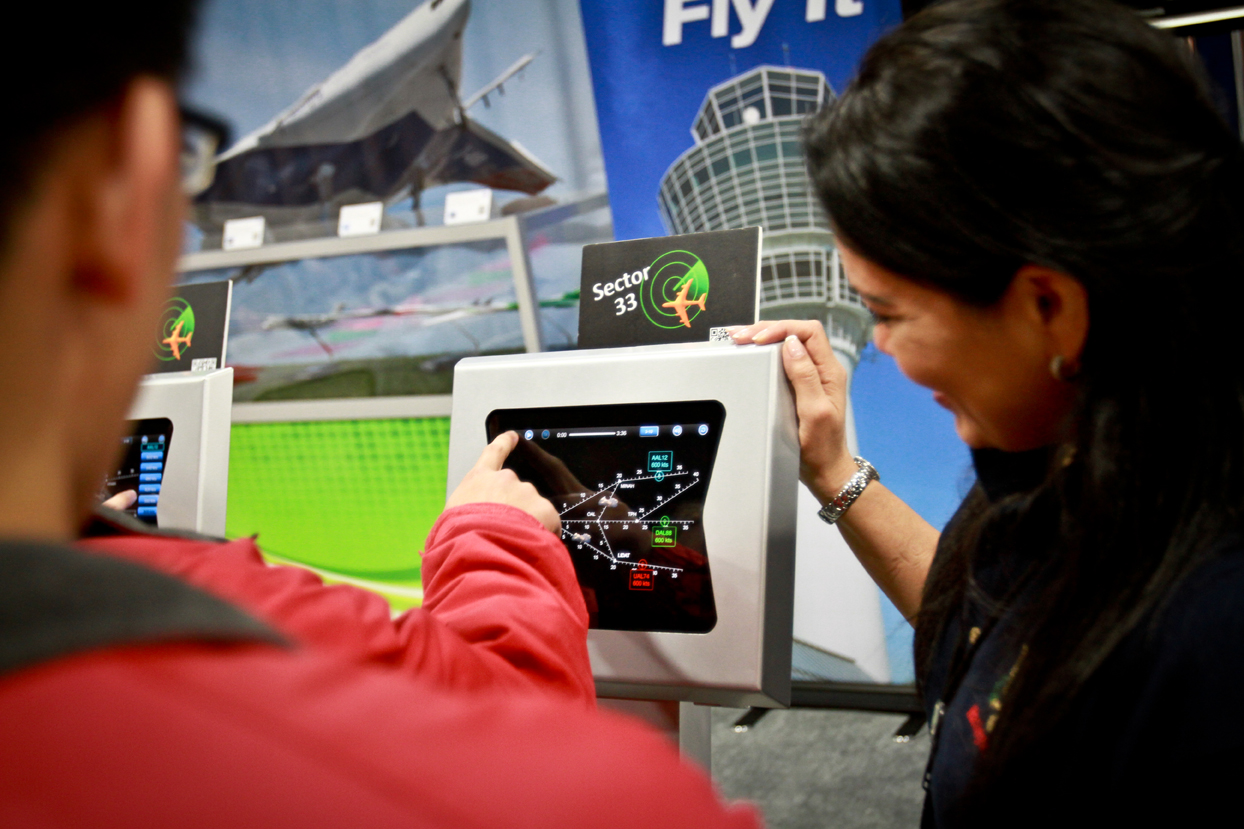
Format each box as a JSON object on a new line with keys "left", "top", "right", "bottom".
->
{"left": 227, "top": 417, "right": 451, "bottom": 611}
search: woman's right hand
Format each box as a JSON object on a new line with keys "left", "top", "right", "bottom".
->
{"left": 732, "top": 320, "right": 859, "bottom": 503}
{"left": 446, "top": 431, "right": 561, "bottom": 535}
{"left": 736, "top": 321, "right": 940, "bottom": 620}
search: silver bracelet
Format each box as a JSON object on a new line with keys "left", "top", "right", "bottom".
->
{"left": 816, "top": 457, "right": 879, "bottom": 525}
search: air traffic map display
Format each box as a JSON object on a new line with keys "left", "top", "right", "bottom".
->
{"left": 104, "top": 418, "right": 174, "bottom": 526}
{"left": 487, "top": 401, "right": 725, "bottom": 633}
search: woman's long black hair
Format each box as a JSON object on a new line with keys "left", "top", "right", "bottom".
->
{"left": 804, "top": 0, "right": 1244, "bottom": 809}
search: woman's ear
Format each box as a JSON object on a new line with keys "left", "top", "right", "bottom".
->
{"left": 1014, "top": 264, "right": 1089, "bottom": 367}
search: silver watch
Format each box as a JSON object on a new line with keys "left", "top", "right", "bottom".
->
{"left": 817, "top": 457, "right": 879, "bottom": 525}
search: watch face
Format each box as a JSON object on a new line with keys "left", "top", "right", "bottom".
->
{"left": 817, "top": 503, "right": 844, "bottom": 524}
{"left": 486, "top": 400, "right": 724, "bottom": 634}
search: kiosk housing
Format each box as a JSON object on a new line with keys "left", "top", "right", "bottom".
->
{"left": 448, "top": 342, "right": 798, "bottom": 707}
{"left": 125, "top": 369, "right": 234, "bottom": 536}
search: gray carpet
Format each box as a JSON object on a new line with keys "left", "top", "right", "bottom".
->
{"left": 711, "top": 708, "right": 929, "bottom": 829}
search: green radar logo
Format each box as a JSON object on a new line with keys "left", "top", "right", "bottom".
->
{"left": 642, "top": 250, "right": 709, "bottom": 329}
{"left": 154, "top": 297, "right": 195, "bottom": 362}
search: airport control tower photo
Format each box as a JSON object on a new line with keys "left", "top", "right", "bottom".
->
{"left": 657, "top": 66, "right": 872, "bottom": 371}
{"left": 658, "top": 66, "right": 890, "bottom": 682}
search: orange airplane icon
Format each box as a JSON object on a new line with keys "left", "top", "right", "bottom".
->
{"left": 162, "top": 320, "right": 193, "bottom": 360}
{"left": 661, "top": 279, "right": 707, "bottom": 328}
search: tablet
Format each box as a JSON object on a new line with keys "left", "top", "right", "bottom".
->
{"left": 103, "top": 418, "right": 174, "bottom": 526}
{"left": 487, "top": 400, "right": 724, "bottom": 633}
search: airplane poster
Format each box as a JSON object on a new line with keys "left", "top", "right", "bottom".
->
{"left": 180, "top": 0, "right": 610, "bottom": 401}
{"left": 193, "top": 0, "right": 558, "bottom": 234}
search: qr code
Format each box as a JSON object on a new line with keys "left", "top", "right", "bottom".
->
{"left": 708, "top": 327, "right": 734, "bottom": 344}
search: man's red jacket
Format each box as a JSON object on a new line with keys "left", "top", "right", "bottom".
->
{"left": 0, "top": 504, "right": 761, "bottom": 828}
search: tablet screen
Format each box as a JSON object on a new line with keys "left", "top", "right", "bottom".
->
{"left": 104, "top": 418, "right": 174, "bottom": 526}
{"left": 486, "top": 401, "right": 724, "bottom": 633}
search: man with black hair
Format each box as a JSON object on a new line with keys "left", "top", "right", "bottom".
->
{"left": 0, "top": 4, "right": 758, "bottom": 826}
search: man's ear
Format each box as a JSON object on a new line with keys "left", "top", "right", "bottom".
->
{"left": 1014, "top": 264, "right": 1089, "bottom": 366}
{"left": 73, "top": 77, "right": 181, "bottom": 304}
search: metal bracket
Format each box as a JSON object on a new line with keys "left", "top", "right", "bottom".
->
{"left": 730, "top": 707, "right": 771, "bottom": 733}
{"left": 893, "top": 711, "right": 928, "bottom": 743}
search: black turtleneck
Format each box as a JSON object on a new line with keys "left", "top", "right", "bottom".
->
{"left": 920, "top": 448, "right": 1244, "bottom": 827}
{"left": 969, "top": 446, "right": 1052, "bottom": 503}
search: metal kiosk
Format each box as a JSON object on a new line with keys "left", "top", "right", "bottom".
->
{"left": 117, "top": 369, "right": 234, "bottom": 536}
{"left": 447, "top": 341, "right": 800, "bottom": 765}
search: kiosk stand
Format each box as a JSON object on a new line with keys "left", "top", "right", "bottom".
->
{"left": 448, "top": 341, "right": 800, "bottom": 763}
{"left": 680, "top": 701, "right": 713, "bottom": 769}
{"left": 122, "top": 368, "right": 234, "bottom": 536}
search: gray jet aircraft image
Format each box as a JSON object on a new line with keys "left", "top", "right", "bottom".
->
{"left": 193, "top": 0, "right": 555, "bottom": 230}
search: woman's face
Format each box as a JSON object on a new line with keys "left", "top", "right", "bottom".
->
{"left": 841, "top": 245, "right": 1080, "bottom": 451}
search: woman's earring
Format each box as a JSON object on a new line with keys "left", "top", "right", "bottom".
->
{"left": 1049, "top": 355, "right": 1079, "bottom": 382}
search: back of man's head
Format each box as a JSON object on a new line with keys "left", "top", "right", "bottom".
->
{"left": 1, "top": 3, "right": 199, "bottom": 248}
{"left": 0, "top": 2, "right": 200, "bottom": 541}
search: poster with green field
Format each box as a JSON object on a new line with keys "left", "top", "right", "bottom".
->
{"left": 227, "top": 418, "right": 450, "bottom": 610}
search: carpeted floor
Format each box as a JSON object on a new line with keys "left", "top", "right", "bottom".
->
{"left": 711, "top": 707, "right": 929, "bottom": 829}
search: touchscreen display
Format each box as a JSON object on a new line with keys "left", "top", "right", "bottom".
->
{"left": 486, "top": 401, "right": 724, "bottom": 633}
{"left": 103, "top": 418, "right": 173, "bottom": 526}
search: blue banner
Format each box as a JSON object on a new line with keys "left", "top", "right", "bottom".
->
{"left": 578, "top": 0, "right": 901, "bottom": 241}
{"left": 578, "top": 0, "right": 918, "bottom": 685}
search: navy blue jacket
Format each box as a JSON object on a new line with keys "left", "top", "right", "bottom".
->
{"left": 922, "top": 449, "right": 1244, "bottom": 826}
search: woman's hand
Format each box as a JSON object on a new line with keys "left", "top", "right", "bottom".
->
{"left": 446, "top": 431, "right": 561, "bottom": 535}
{"left": 732, "top": 321, "right": 859, "bottom": 502}
{"left": 735, "top": 320, "right": 939, "bottom": 619}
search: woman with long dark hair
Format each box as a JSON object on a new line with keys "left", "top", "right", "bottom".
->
{"left": 733, "top": 0, "right": 1244, "bottom": 823}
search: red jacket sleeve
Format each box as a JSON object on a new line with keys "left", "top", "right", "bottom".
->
{"left": 78, "top": 503, "right": 595, "bottom": 704}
